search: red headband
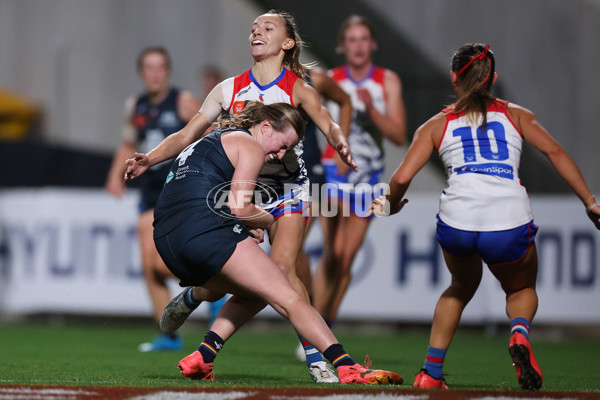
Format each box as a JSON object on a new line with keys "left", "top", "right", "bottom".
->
{"left": 456, "top": 45, "right": 491, "bottom": 82}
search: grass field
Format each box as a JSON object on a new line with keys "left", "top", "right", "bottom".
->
{"left": 0, "top": 317, "right": 599, "bottom": 394}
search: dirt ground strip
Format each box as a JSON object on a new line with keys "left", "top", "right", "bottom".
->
{"left": 1, "top": 385, "right": 599, "bottom": 400}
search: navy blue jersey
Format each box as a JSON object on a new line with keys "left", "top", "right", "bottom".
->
{"left": 153, "top": 128, "right": 251, "bottom": 286}
{"left": 154, "top": 128, "right": 244, "bottom": 237}
{"left": 133, "top": 87, "right": 187, "bottom": 211}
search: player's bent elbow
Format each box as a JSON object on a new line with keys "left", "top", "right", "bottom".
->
{"left": 392, "top": 171, "right": 412, "bottom": 187}
{"left": 544, "top": 144, "right": 569, "bottom": 164}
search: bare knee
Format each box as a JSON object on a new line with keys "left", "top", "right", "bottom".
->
{"left": 443, "top": 280, "right": 479, "bottom": 303}
{"left": 503, "top": 283, "right": 536, "bottom": 297}
{"left": 269, "top": 292, "right": 305, "bottom": 319}
{"left": 320, "top": 258, "right": 339, "bottom": 281}
{"left": 270, "top": 257, "right": 297, "bottom": 281}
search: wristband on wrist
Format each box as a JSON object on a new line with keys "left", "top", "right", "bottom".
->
{"left": 586, "top": 202, "right": 600, "bottom": 214}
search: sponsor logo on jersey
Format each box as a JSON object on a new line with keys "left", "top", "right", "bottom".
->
{"left": 165, "top": 171, "right": 174, "bottom": 184}
{"left": 454, "top": 163, "right": 514, "bottom": 179}
{"left": 236, "top": 86, "right": 251, "bottom": 96}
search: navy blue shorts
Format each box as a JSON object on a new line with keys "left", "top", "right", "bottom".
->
{"left": 436, "top": 216, "right": 538, "bottom": 265}
{"left": 139, "top": 165, "right": 171, "bottom": 213}
{"left": 154, "top": 216, "right": 250, "bottom": 286}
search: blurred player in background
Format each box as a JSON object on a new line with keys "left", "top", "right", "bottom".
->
{"left": 313, "top": 15, "right": 407, "bottom": 329}
{"left": 198, "top": 65, "right": 224, "bottom": 100}
{"left": 369, "top": 43, "right": 600, "bottom": 390}
{"left": 105, "top": 47, "right": 201, "bottom": 352}
{"left": 123, "top": 10, "right": 357, "bottom": 383}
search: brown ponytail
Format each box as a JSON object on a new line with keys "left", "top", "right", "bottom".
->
{"left": 451, "top": 43, "right": 496, "bottom": 128}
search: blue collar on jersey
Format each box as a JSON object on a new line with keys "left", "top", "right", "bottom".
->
{"left": 249, "top": 68, "right": 287, "bottom": 91}
{"left": 345, "top": 64, "right": 375, "bottom": 86}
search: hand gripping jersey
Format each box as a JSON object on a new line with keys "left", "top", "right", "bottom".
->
{"left": 437, "top": 100, "right": 533, "bottom": 231}
{"left": 220, "top": 68, "right": 307, "bottom": 205}
{"left": 322, "top": 65, "right": 386, "bottom": 182}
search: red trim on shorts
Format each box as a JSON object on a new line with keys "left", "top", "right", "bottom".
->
{"left": 489, "top": 223, "right": 536, "bottom": 266}
{"left": 273, "top": 209, "right": 309, "bottom": 223}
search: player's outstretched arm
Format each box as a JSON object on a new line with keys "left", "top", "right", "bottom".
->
{"left": 513, "top": 104, "right": 599, "bottom": 229}
{"left": 124, "top": 82, "right": 225, "bottom": 182}
{"left": 371, "top": 113, "right": 441, "bottom": 216}
{"left": 293, "top": 79, "right": 358, "bottom": 172}
{"left": 311, "top": 69, "right": 354, "bottom": 175}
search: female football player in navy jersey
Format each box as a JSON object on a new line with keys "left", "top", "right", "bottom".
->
{"left": 105, "top": 47, "right": 201, "bottom": 352}
{"left": 123, "top": 10, "right": 356, "bottom": 382}
{"left": 150, "top": 101, "right": 402, "bottom": 385}
{"left": 369, "top": 43, "right": 600, "bottom": 390}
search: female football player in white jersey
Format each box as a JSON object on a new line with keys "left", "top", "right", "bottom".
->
{"left": 369, "top": 43, "right": 600, "bottom": 390}
{"left": 123, "top": 10, "right": 356, "bottom": 383}
{"left": 313, "top": 15, "right": 407, "bottom": 329}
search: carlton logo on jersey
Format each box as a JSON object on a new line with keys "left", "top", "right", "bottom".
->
{"left": 133, "top": 114, "right": 148, "bottom": 129}
{"left": 158, "top": 111, "right": 179, "bottom": 127}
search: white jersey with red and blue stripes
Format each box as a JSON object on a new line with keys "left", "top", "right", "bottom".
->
{"left": 221, "top": 68, "right": 297, "bottom": 114}
{"left": 437, "top": 100, "right": 533, "bottom": 231}
{"left": 220, "top": 68, "right": 308, "bottom": 207}
{"left": 323, "top": 65, "right": 386, "bottom": 180}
